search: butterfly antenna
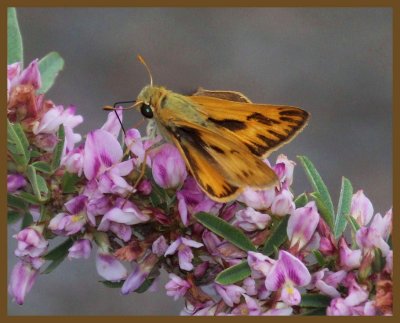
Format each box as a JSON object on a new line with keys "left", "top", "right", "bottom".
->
{"left": 137, "top": 55, "right": 153, "bottom": 87}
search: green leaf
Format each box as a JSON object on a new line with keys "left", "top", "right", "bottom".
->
{"left": 8, "top": 210, "right": 21, "bottom": 224}
{"left": 8, "top": 193, "right": 28, "bottom": 210}
{"left": 295, "top": 193, "right": 308, "bottom": 208}
{"left": 44, "top": 238, "right": 74, "bottom": 260}
{"left": 135, "top": 278, "right": 156, "bottom": 293}
{"left": 38, "top": 52, "right": 64, "bottom": 93}
{"left": 194, "top": 212, "right": 256, "bottom": 252}
{"left": 372, "top": 248, "right": 386, "bottom": 273}
{"left": 334, "top": 177, "right": 353, "bottom": 239}
{"left": 298, "top": 156, "right": 335, "bottom": 230}
{"left": 42, "top": 238, "right": 74, "bottom": 274}
{"left": 51, "top": 125, "right": 65, "bottom": 171}
{"left": 32, "top": 161, "right": 53, "bottom": 174}
{"left": 300, "top": 307, "right": 326, "bottom": 316}
{"left": 7, "top": 8, "right": 23, "bottom": 65}
{"left": 61, "top": 172, "right": 81, "bottom": 193}
{"left": 26, "top": 165, "right": 48, "bottom": 201}
{"left": 21, "top": 212, "right": 33, "bottom": 229}
{"left": 312, "top": 250, "right": 325, "bottom": 266}
{"left": 300, "top": 294, "right": 332, "bottom": 308}
{"left": 215, "top": 261, "right": 251, "bottom": 285}
{"left": 7, "top": 120, "right": 30, "bottom": 169}
{"left": 310, "top": 192, "right": 334, "bottom": 231}
{"left": 262, "top": 215, "right": 289, "bottom": 256}
{"left": 99, "top": 280, "right": 124, "bottom": 288}
{"left": 347, "top": 214, "right": 361, "bottom": 233}
{"left": 18, "top": 192, "right": 43, "bottom": 205}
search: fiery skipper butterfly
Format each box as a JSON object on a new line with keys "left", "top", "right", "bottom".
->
{"left": 107, "top": 56, "right": 310, "bottom": 202}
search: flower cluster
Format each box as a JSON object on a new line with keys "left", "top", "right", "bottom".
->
{"left": 7, "top": 59, "right": 392, "bottom": 316}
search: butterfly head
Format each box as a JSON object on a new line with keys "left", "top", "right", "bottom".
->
{"left": 136, "top": 85, "right": 166, "bottom": 119}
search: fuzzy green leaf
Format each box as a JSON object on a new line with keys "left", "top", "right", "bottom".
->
{"left": 21, "top": 212, "right": 33, "bottom": 229}
{"left": 194, "top": 212, "right": 256, "bottom": 252}
{"left": 135, "top": 278, "right": 156, "bottom": 293}
{"left": 300, "top": 308, "right": 327, "bottom": 316}
{"left": 51, "top": 125, "right": 65, "bottom": 171}
{"left": 99, "top": 280, "right": 124, "bottom": 288}
{"left": 26, "top": 165, "right": 48, "bottom": 201}
{"left": 215, "top": 261, "right": 251, "bottom": 285}
{"left": 7, "top": 120, "right": 30, "bottom": 169}
{"left": 61, "top": 172, "right": 81, "bottom": 193}
{"left": 18, "top": 192, "right": 42, "bottom": 205}
{"left": 310, "top": 192, "right": 334, "bottom": 231}
{"left": 334, "top": 177, "right": 353, "bottom": 239}
{"left": 8, "top": 210, "right": 21, "bottom": 224}
{"left": 300, "top": 294, "right": 332, "bottom": 308}
{"left": 7, "top": 8, "right": 23, "bottom": 65}
{"left": 347, "top": 214, "right": 361, "bottom": 233}
{"left": 262, "top": 215, "right": 289, "bottom": 255}
{"left": 295, "top": 193, "right": 309, "bottom": 208}
{"left": 32, "top": 161, "right": 53, "bottom": 174}
{"left": 42, "top": 238, "right": 73, "bottom": 274}
{"left": 8, "top": 193, "right": 28, "bottom": 210}
{"left": 38, "top": 52, "right": 64, "bottom": 93}
{"left": 298, "top": 156, "right": 335, "bottom": 230}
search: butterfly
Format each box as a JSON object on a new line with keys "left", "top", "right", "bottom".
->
{"left": 107, "top": 56, "right": 310, "bottom": 203}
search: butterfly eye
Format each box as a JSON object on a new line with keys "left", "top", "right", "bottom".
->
{"left": 140, "top": 103, "right": 153, "bottom": 119}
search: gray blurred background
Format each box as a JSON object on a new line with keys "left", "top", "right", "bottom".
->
{"left": 8, "top": 8, "right": 392, "bottom": 315}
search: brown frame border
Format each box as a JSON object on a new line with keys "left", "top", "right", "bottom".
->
{"left": 2, "top": 0, "right": 398, "bottom": 321}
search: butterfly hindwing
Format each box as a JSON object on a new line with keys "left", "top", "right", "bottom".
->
{"left": 163, "top": 120, "right": 279, "bottom": 202}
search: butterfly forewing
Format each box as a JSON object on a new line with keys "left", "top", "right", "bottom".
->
{"left": 189, "top": 96, "right": 310, "bottom": 158}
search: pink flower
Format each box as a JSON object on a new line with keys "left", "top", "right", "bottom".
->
{"left": 237, "top": 187, "right": 275, "bottom": 210}
{"left": 164, "top": 237, "right": 203, "bottom": 271}
{"left": 339, "top": 237, "right": 362, "bottom": 270}
{"left": 68, "top": 239, "right": 92, "bottom": 259}
{"left": 273, "top": 154, "right": 296, "bottom": 189}
{"left": 177, "top": 177, "right": 219, "bottom": 226}
{"left": 356, "top": 210, "right": 392, "bottom": 256}
{"left": 32, "top": 105, "right": 82, "bottom": 135}
{"left": 287, "top": 201, "right": 320, "bottom": 250}
{"left": 309, "top": 269, "right": 346, "bottom": 298}
{"left": 247, "top": 251, "right": 275, "bottom": 278}
{"left": 265, "top": 250, "right": 311, "bottom": 306}
{"left": 152, "top": 235, "right": 168, "bottom": 256}
{"left": 165, "top": 273, "right": 191, "bottom": 301}
{"left": 8, "top": 59, "right": 41, "bottom": 91}
{"left": 137, "top": 179, "right": 152, "bottom": 195}
{"left": 121, "top": 253, "right": 158, "bottom": 294}
{"left": 152, "top": 143, "right": 187, "bottom": 189}
{"left": 96, "top": 251, "right": 127, "bottom": 282}
{"left": 263, "top": 302, "right": 293, "bottom": 316}
{"left": 350, "top": 190, "right": 374, "bottom": 226}
{"left": 231, "top": 294, "right": 262, "bottom": 316}
{"left": 61, "top": 146, "right": 84, "bottom": 176}
{"left": 124, "top": 128, "right": 151, "bottom": 167}
{"left": 7, "top": 174, "right": 27, "bottom": 193}
{"left": 8, "top": 259, "right": 43, "bottom": 305}
{"left": 83, "top": 129, "right": 134, "bottom": 195}
{"left": 13, "top": 227, "right": 48, "bottom": 258}
{"left": 100, "top": 110, "right": 123, "bottom": 138}
{"left": 234, "top": 207, "right": 271, "bottom": 231}
{"left": 97, "top": 198, "right": 149, "bottom": 242}
{"left": 215, "top": 283, "right": 245, "bottom": 307}
{"left": 271, "top": 189, "right": 295, "bottom": 216}
{"left": 48, "top": 195, "right": 88, "bottom": 236}
{"left": 327, "top": 298, "right": 352, "bottom": 315}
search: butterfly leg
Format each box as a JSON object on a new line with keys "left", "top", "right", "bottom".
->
{"left": 121, "top": 141, "right": 164, "bottom": 207}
